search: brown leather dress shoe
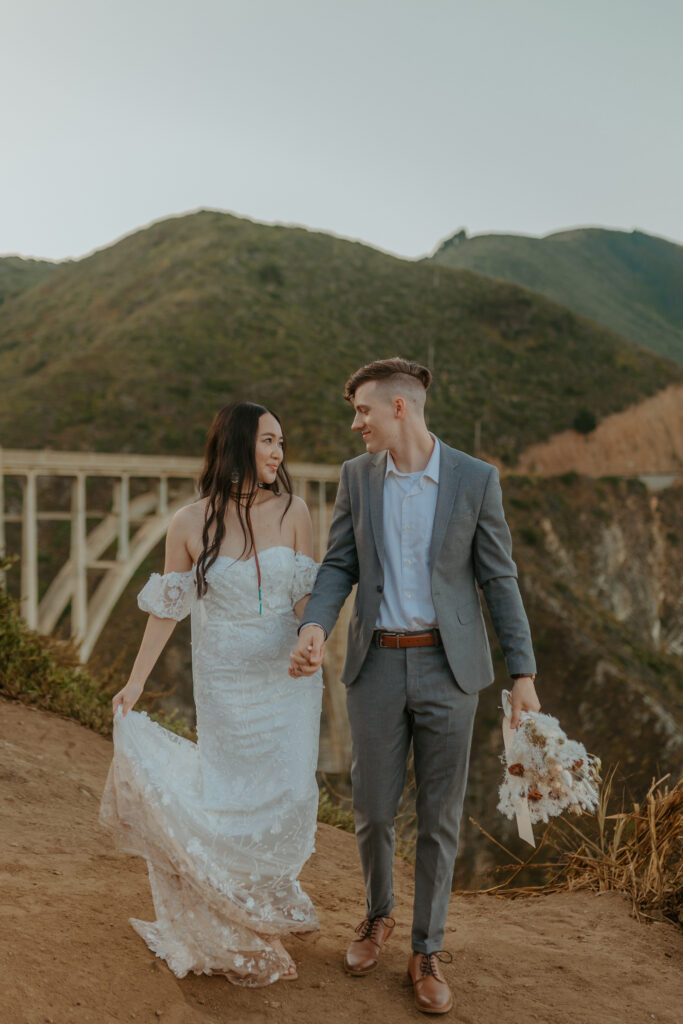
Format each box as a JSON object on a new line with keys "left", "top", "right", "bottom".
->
{"left": 343, "top": 916, "right": 396, "bottom": 975}
{"left": 407, "top": 952, "right": 454, "bottom": 1014}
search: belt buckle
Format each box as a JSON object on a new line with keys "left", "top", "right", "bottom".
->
{"left": 382, "top": 631, "right": 401, "bottom": 649}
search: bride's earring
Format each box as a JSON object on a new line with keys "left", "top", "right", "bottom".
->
{"left": 231, "top": 471, "right": 239, "bottom": 484}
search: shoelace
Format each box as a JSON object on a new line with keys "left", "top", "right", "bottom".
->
{"left": 355, "top": 916, "right": 395, "bottom": 945}
{"left": 418, "top": 951, "right": 453, "bottom": 977}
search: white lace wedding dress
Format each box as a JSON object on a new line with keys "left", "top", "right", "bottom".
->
{"left": 99, "top": 547, "right": 322, "bottom": 987}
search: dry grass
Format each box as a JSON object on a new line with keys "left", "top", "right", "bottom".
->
{"left": 463, "top": 771, "right": 682, "bottom": 927}
{"left": 554, "top": 772, "right": 682, "bottom": 923}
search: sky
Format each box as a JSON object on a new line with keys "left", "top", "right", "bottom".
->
{"left": 2, "top": 0, "right": 682, "bottom": 262}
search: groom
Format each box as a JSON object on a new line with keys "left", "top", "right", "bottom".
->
{"left": 289, "top": 357, "right": 539, "bottom": 1015}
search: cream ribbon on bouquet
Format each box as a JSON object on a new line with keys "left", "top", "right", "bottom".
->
{"left": 499, "top": 690, "right": 601, "bottom": 848}
{"left": 501, "top": 691, "right": 535, "bottom": 847}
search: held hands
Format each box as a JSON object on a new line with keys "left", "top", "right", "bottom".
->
{"left": 289, "top": 625, "right": 326, "bottom": 678}
{"left": 509, "top": 676, "right": 541, "bottom": 729}
{"left": 111, "top": 678, "right": 145, "bottom": 717}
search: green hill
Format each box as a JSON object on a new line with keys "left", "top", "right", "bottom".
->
{"left": 0, "top": 211, "right": 680, "bottom": 464}
{"left": 430, "top": 227, "right": 683, "bottom": 365}
{"left": 0, "top": 256, "right": 56, "bottom": 307}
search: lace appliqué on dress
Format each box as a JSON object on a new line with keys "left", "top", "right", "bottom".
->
{"left": 101, "top": 709, "right": 317, "bottom": 987}
{"left": 137, "top": 570, "right": 195, "bottom": 621}
{"left": 290, "top": 552, "right": 319, "bottom": 606}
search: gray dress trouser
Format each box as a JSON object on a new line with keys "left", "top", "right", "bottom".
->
{"left": 345, "top": 640, "right": 478, "bottom": 954}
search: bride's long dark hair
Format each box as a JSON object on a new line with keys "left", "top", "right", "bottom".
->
{"left": 196, "top": 402, "right": 293, "bottom": 597}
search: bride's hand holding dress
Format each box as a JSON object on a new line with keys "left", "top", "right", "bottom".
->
{"left": 110, "top": 512, "right": 194, "bottom": 716}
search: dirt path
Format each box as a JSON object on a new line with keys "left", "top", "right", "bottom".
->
{"left": 1, "top": 699, "right": 681, "bottom": 1024}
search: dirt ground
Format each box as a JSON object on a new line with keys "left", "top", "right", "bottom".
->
{"left": 1, "top": 699, "right": 681, "bottom": 1024}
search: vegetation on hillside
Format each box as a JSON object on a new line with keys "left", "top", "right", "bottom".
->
{"left": 0, "top": 255, "right": 56, "bottom": 307}
{"left": 430, "top": 227, "right": 683, "bottom": 365}
{"left": 0, "top": 558, "right": 114, "bottom": 733}
{"left": 0, "top": 211, "right": 680, "bottom": 464}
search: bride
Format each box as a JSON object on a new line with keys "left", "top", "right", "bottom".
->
{"left": 99, "top": 402, "right": 323, "bottom": 987}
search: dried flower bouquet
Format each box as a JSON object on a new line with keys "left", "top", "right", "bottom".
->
{"left": 498, "top": 690, "right": 601, "bottom": 825}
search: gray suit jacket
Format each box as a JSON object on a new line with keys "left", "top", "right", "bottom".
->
{"left": 302, "top": 439, "right": 536, "bottom": 693}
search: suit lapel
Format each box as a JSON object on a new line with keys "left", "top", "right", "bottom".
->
{"left": 429, "top": 442, "right": 461, "bottom": 568}
{"left": 368, "top": 452, "right": 386, "bottom": 565}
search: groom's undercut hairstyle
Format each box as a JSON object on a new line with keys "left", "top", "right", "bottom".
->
{"left": 344, "top": 357, "right": 432, "bottom": 406}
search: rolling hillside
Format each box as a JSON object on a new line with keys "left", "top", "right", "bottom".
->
{"left": 430, "top": 227, "right": 683, "bottom": 365}
{"left": 0, "top": 211, "right": 680, "bottom": 465}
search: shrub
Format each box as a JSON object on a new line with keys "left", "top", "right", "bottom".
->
{"left": 573, "top": 408, "right": 597, "bottom": 434}
{"left": 0, "top": 559, "right": 114, "bottom": 734}
{"left": 520, "top": 526, "right": 540, "bottom": 546}
{"left": 559, "top": 471, "right": 580, "bottom": 486}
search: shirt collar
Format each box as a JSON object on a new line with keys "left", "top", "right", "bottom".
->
{"left": 385, "top": 435, "right": 440, "bottom": 484}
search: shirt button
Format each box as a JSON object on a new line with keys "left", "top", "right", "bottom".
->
{"left": 407, "top": 592, "right": 413, "bottom": 599}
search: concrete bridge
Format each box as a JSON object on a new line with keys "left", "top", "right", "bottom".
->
{"left": 4, "top": 447, "right": 677, "bottom": 653}
{"left": 0, "top": 447, "right": 351, "bottom": 770}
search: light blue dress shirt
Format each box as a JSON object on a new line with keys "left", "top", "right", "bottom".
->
{"left": 375, "top": 437, "right": 440, "bottom": 631}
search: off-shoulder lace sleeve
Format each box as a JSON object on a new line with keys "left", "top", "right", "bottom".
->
{"left": 291, "top": 552, "right": 319, "bottom": 606}
{"left": 137, "top": 570, "right": 196, "bottom": 621}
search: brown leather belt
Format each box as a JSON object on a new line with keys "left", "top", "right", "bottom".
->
{"left": 373, "top": 629, "right": 441, "bottom": 649}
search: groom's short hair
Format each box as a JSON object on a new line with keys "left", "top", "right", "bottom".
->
{"left": 344, "top": 357, "right": 432, "bottom": 403}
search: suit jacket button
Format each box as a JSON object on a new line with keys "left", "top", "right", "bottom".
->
{"left": 377, "top": 585, "right": 383, "bottom": 593}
